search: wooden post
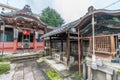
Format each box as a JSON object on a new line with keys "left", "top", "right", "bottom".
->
{"left": 66, "top": 33, "right": 70, "bottom": 66}
{"left": 33, "top": 33, "right": 37, "bottom": 50}
{"left": 89, "top": 37, "right": 92, "bottom": 50}
{"left": 61, "top": 38, "right": 63, "bottom": 52}
{"left": 110, "top": 35, "right": 115, "bottom": 57}
{"left": 13, "top": 38, "right": 18, "bottom": 52}
{"left": 92, "top": 13, "right": 96, "bottom": 62}
{"left": 50, "top": 36, "right": 52, "bottom": 56}
{"left": 43, "top": 29, "right": 47, "bottom": 47}
{"left": 78, "top": 28, "right": 81, "bottom": 74}
{"left": 13, "top": 28, "right": 18, "bottom": 53}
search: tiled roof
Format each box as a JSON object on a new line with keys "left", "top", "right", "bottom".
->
{"left": 41, "top": 19, "right": 80, "bottom": 38}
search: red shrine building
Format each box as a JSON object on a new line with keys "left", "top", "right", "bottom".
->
{"left": 0, "top": 5, "right": 47, "bottom": 53}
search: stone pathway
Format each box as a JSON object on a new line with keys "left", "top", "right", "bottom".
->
{"left": 12, "top": 61, "right": 47, "bottom": 80}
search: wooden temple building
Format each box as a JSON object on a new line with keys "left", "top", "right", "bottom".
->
{"left": 42, "top": 19, "right": 80, "bottom": 66}
{"left": 42, "top": 6, "right": 120, "bottom": 80}
{"left": 0, "top": 5, "right": 47, "bottom": 53}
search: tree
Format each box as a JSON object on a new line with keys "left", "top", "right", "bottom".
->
{"left": 40, "top": 7, "right": 64, "bottom": 27}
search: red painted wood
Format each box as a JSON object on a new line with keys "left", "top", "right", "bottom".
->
{"left": 33, "top": 33, "right": 39, "bottom": 50}
{"left": 17, "top": 42, "right": 23, "bottom": 48}
{"left": 13, "top": 38, "right": 18, "bottom": 52}
{"left": 0, "top": 42, "right": 44, "bottom": 53}
{"left": 0, "top": 42, "right": 14, "bottom": 52}
{"left": 36, "top": 42, "right": 44, "bottom": 50}
{"left": 0, "top": 42, "right": 14, "bottom": 48}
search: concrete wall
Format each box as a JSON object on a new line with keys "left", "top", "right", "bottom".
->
{"left": 84, "top": 57, "right": 120, "bottom": 80}
{"left": 93, "top": 70, "right": 106, "bottom": 80}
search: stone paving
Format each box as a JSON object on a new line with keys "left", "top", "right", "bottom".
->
{"left": 45, "top": 59, "right": 68, "bottom": 71}
{"left": 45, "top": 58, "right": 73, "bottom": 80}
{"left": 12, "top": 61, "right": 47, "bottom": 80}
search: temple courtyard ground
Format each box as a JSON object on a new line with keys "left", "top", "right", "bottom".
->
{"left": 12, "top": 61, "right": 48, "bottom": 80}
{"left": 0, "top": 60, "right": 48, "bottom": 80}
{"left": 0, "top": 52, "right": 81, "bottom": 80}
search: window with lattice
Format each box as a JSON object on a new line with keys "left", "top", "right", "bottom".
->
{"left": 90, "top": 35, "right": 115, "bottom": 54}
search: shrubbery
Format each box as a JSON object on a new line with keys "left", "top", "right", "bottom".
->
{"left": 0, "top": 62, "right": 10, "bottom": 74}
{"left": 0, "top": 55, "right": 12, "bottom": 75}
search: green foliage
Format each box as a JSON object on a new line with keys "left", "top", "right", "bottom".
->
{"left": 0, "top": 54, "right": 13, "bottom": 62}
{"left": 81, "top": 59, "right": 86, "bottom": 64}
{"left": 46, "top": 69, "right": 62, "bottom": 80}
{"left": 71, "top": 72, "right": 82, "bottom": 79}
{"left": 117, "top": 69, "right": 120, "bottom": 74}
{"left": 73, "top": 72, "right": 81, "bottom": 78}
{"left": 0, "top": 62, "right": 10, "bottom": 74}
{"left": 3, "top": 54, "right": 13, "bottom": 61}
{"left": 40, "top": 7, "right": 64, "bottom": 27}
{"left": 0, "top": 58, "right": 4, "bottom": 62}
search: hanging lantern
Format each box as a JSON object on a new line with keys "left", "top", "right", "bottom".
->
{"left": 23, "top": 30, "right": 30, "bottom": 36}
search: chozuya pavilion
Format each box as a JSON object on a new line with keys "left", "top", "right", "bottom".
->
{"left": 0, "top": 5, "right": 46, "bottom": 53}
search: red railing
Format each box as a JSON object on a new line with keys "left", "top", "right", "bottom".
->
{"left": 17, "top": 42, "right": 44, "bottom": 49}
{"left": 17, "top": 42, "right": 22, "bottom": 48}
{"left": 30, "top": 42, "right": 34, "bottom": 48}
{"left": 37, "top": 42, "right": 44, "bottom": 50}
{"left": 17, "top": 42, "right": 34, "bottom": 48}
{"left": 0, "top": 42, "right": 44, "bottom": 53}
{"left": 0, "top": 42, "right": 14, "bottom": 52}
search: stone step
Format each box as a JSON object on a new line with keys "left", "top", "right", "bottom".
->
{"left": 13, "top": 58, "right": 38, "bottom": 63}
{"left": 11, "top": 51, "right": 44, "bottom": 63}
{"left": 11, "top": 56, "right": 39, "bottom": 63}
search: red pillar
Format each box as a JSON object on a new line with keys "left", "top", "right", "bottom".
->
{"left": 13, "top": 38, "right": 18, "bottom": 52}
{"left": 33, "top": 33, "right": 37, "bottom": 50}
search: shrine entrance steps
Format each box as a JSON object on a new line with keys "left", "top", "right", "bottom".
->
{"left": 11, "top": 50, "right": 44, "bottom": 63}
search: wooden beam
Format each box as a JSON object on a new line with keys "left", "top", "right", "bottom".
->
{"left": 78, "top": 28, "right": 81, "bottom": 74}
{"left": 70, "top": 36, "right": 78, "bottom": 40}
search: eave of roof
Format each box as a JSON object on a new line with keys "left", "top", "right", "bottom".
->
{"left": 0, "top": 3, "right": 19, "bottom": 10}
{"left": 41, "top": 19, "right": 80, "bottom": 38}
{"left": 42, "top": 8, "right": 120, "bottom": 38}
{"left": 76, "top": 9, "right": 120, "bottom": 29}
{"left": 0, "top": 5, "right": 47, "bottom": 29}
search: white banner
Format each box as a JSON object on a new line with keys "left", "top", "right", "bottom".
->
{"left": 35, "top": 31, "right": 38, "bottom": 39}
{"left": 14, "top": 29, "right": 18, "bottom": 38}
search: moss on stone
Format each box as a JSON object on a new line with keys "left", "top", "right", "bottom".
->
{"left": 46, "top": 69, "right": 62, "bottom": 80}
